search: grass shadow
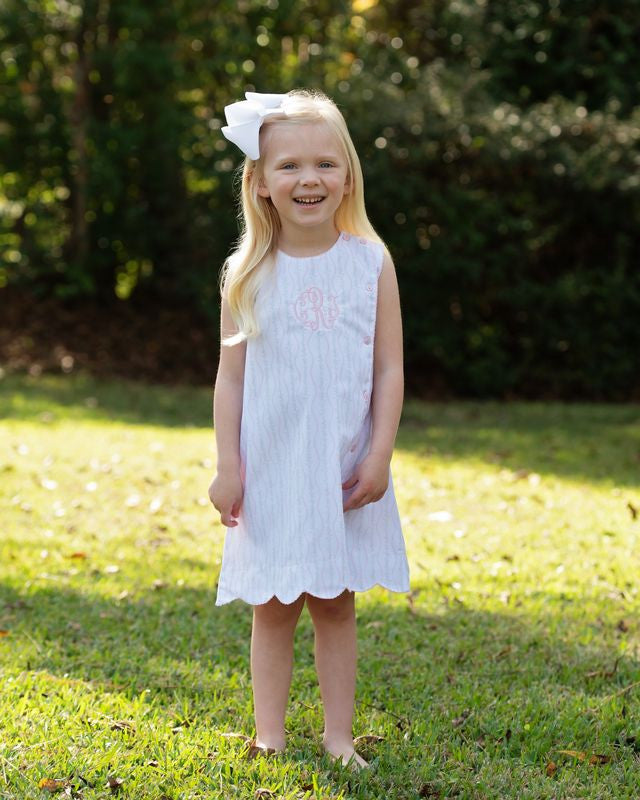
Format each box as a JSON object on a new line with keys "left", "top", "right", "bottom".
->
{"left": 2, "top": 371, "right": 639, "bottom": 487}
{"left": 398, "top": 399, "right": 640, "bottom": 488}
{"left": 0, "top": 371, "right": 212, "bottom": 428}
{"left": 2, "top": 576, "right": 639, "bottom": 796}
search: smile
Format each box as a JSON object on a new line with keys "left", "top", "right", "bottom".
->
{"left": 294, "top": 197, "right": 325, "bottom": 205}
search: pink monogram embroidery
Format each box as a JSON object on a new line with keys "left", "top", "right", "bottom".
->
{"left": 292, "top": 286, "right": 339, "bottom": 331}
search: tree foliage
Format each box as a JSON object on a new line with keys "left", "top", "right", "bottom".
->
{"left": 1, "top": 0, "right": 639, "bottom": 397}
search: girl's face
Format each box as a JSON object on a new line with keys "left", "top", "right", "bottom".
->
{"left": 256, "top": 121, "right": 350, "bottom": 236}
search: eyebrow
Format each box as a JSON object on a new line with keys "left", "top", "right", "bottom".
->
{"left": 273, "top": 154, "right": 341, "bottom": 163}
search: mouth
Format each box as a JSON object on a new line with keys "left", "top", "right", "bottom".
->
{"left": 293, "top": 196, "right": 326, "bottom": 205}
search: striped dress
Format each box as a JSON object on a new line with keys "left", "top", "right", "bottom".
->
{"left": 215, "top": 231, "right": 410, "bottom": 605}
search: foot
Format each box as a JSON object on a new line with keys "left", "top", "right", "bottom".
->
{"left": 322, "top": 737, "right": 369, "bottom": 770}
{"left": 246, "top": 737, "right": 285, "bottom": 758}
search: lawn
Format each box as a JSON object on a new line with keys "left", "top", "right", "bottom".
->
{"left": 1, "top": 372, "right": 639, "bottom": 799}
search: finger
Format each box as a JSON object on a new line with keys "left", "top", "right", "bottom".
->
{"left": 342, "top": 474, "right": 358, "bottom": 490}
{"left": 220, "top": 512, "right": 238, "bottom": 527}
{"left": 344, "top": 491, "right": 368, "bottom": 512}
{"left": 230, "top": 499, "right": 242, "bottom": 517}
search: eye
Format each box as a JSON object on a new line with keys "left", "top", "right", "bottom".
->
{"left": 319, "top": 161, "right": 335, "bottom": 168}
{"left": 280, "top": 163, "right": 296, "bottom": 169}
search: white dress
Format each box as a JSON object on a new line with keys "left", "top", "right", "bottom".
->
{"left": 215, "top": 231, "right": 410, "bottom": 605}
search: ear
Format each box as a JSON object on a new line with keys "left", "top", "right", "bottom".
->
{"left": 256, "top": 175, "right": 270, "bottom": 198}
{"left": 343, "top": 177, "right": 351, "bottom": 195}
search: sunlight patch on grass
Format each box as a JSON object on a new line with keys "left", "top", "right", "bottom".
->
{"left": 1, "top": 373, "right": 639, "bottom": 798}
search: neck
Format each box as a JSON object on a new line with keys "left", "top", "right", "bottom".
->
{"left": 277, "top": 221, "right": 341, "bottom": 257}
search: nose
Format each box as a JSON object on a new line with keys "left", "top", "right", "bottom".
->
{"left": 299, "top": 167, "right": 320, "bottom": 186}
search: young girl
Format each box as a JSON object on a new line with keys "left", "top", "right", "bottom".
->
{"left": 209, "top": 89, "right": 410, "bottom": 770}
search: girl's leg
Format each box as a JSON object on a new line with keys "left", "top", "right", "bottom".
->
{"left": 305, "top": 590, "right": 368, "bottom": 768}
{"left": 251, "top": 593, "right": 306, "bottom": 751}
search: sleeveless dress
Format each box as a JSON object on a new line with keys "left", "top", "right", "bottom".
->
{"left": 215, "top": 231, "right": 410, "bottom": 605}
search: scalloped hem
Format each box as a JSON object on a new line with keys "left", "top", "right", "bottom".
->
{"left": 215, "top": 580, "right": 410, "bottom": 607}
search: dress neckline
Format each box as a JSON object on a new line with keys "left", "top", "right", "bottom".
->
{"left": 277, "top": 231, "right": 344, "bottom": 262}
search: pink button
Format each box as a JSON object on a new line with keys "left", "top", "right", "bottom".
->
{"left": 359, "top": 237, "right": 367, "bottom": 245}
{"left": 350, "top": 445, "right": 356, "bottom": 452}
{"left": 342, "top": 232, "right": 351, "bottom": 240}
{"left": 363, "top": 336, "right": 371, "bottom": 345}
{"left": 366, "top": 284, "right": 374, "bottom": 292}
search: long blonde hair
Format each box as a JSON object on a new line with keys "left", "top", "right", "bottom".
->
{"left": 221, "top": 88, "right": 385, "bottom": 346}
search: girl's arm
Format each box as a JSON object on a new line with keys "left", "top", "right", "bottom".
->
{"left": 343, "top": 250, "right": 403, "bottom": 511}
{"left": 208, "top": 296, "right": 247, "bottom": 527}
{"left": 369, "top": 249, "right": 404, "bottom": 461}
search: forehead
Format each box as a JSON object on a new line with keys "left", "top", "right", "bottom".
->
{"left": 261, "top": 121, "right": 343, "bottom": 162}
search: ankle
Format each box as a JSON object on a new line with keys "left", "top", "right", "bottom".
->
{"left": 322, "top": 733, "right": 354, "bottom": 752}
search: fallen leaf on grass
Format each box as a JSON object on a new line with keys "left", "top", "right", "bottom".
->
{"left": 427, "top": 510, "right": 453, "bottom": 522}
{"left": 557, "top": 749, "right": 587, "bottom": 761}
{"left": 220, "top": 731, "right": 251, "bottom": 742}
{"left": 106, "top": 775, "right": 124, "bottom": 792}
{"left": 556, "top": 749, "right": 611, "bottom": 764}
{"left": 617, "top": 619, "right": 630, "bottom": 633}
{"left": 407, "top": 589, "right": 421, "bottom": 614}
{"left": 254, "top": 790, "right": 276, "bottom": 798}
{"left": 67, "top": 552, "right": 87, "bottom": 559}
{"left": 110, "top": 720, "right": 135, "bottom": 732}
{"left": 354, "top": 734, "right": 385, "bottom": 746}
{"left": 0, "top": 629, "right": 9, "bottom": 636}
{"left": 245, "top": 740, "right": 277, "bottom": 759}
{"left": 495, "top": 728, "right": 512, "bottom": 744}
{"left": 586, "top": 657, "right": 620, "bottom": 678}
{"left": 172, "top": 716, "right": 193, "bottom": 730}
{"left": 38, "top": 778, "right": 70, "bottom": 793}
{"left": 627, "top": 501, "right": 638, "bottom": 520}
{"left": 149, "top": 497, "right": 163, "bottom": 513}
{"left": 546, "top": 760, "right": 557, "bottom": 777}
{"left": 451, "top": 709, "right": 472, "bottom": 727}
{"left": 419, "top": 783, "right": 441, "bottom": 797}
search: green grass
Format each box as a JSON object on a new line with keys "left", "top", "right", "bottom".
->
{"left": 1, "top": 372, "right": 639, "bottom": 799}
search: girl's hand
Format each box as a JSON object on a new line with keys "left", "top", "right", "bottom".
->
{"left": 208, "top": 470, "right": 244, "bottom": 527}
{"left": 342, "top": 452, "right": 390, "bottom": 512}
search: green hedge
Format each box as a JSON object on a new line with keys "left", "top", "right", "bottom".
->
{"left": 1, "top": 0, "right": 639, "bottom": 398}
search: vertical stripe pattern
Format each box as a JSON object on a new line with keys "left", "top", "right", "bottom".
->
{"left": 215, "top": 232, "right": 410, "bottom": 605}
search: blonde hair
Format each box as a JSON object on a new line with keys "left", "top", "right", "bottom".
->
{"left": 221, "top": 88, "right": 385, "bottom": 346}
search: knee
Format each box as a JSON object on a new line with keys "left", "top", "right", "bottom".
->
{"left": 306, "top": 590, "right": 355, "bottom": 625}
{"left": 253, "top": 594, "right": 305, "bottom": 628}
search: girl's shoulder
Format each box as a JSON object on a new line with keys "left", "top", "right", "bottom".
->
{"left": 340, "top": 232, "right": 387, "bottom": 277}
{"left": 340, "top": 231, "right": 380, "bottom": 249}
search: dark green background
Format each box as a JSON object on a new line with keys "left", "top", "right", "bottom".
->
{"left": 2, "top": 0, "right": 639, "bottom": 398}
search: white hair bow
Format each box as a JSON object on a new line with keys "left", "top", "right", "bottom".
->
{"left": 221, "top": 91, "right": 289, "bottom": 160}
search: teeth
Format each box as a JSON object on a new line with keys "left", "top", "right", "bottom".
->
{"left": 295, "top": 197, "right": 324, "bottom": 204}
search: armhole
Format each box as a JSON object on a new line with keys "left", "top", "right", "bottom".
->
{"left": 374, "top": 242, "right": 385, "bottom": 279}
